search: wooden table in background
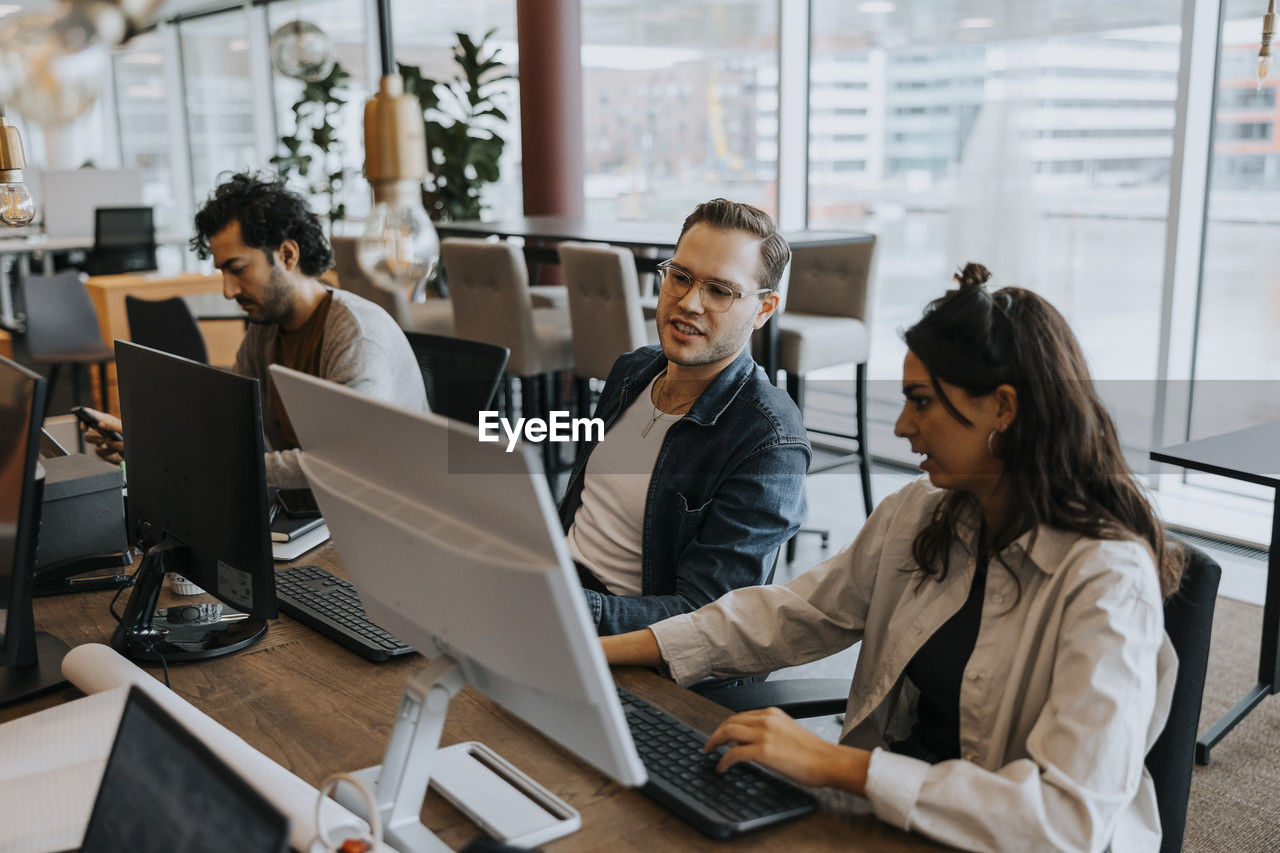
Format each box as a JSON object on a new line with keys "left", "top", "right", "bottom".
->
{"left": 84, "top": 272, "right": 245, "bottom": 413}
{"left": 2, "top": 543, "right": 937, "bottom": 852}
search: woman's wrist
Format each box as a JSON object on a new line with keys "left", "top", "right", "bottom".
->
{"left": 821, "top": 744, "right": 872, "bottom": 796}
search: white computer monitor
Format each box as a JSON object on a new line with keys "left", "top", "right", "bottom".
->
{"left": 269, "top": 365, "right": 646, "bottom": 848}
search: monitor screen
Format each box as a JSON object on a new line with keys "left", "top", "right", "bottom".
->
{"left": 82, "top": 686, "right": 289, "bottom": 853}
{"left": 0, "top": 356, "right": 44, "bottom": 665}
{"left": 93, "top": 206, "right": 154, "bottom": 249}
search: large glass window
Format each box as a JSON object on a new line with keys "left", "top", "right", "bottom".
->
{"left": 1193, "top": 6, "right": 1280, "bottom": 451}
{"left": 267, "top": 0, "right": 370, "bottom": 226}
{"left": 391, "top": 0, "right": 523, "bottom": 220}
{"left": 580, "top": 0, "right": 778, "bottom": 220}
{"left": 180, "top": 12, "right": 258, "bottom": 203}
{"left": 113, "top": 32, "right": 180, "bottom": 229}
{"left": 807, "top": 2, "right": 1183, "bottom": 465}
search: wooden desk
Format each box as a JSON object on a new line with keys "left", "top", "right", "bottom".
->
{"left": 3, "top": 544, "right": 934, "bottom": 851}
{"left": 0, "top": 328, "right": 10, "bottom": 359}
{"left": 84, "top": 272, "right": 245, "bottom": 413}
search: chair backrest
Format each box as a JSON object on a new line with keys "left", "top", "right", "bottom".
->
{"left": 330, "top": 235, "right": 411, "bottom": 322}
{"left": 440, "top": 238, "right": 543, "bottom": 374}
{"left": 88, "top": 206, "right": 157, "bottom": 276}
{"left": 558, "top": 242, "right": 648, "bottom": 379}
{"left": 784, "top": 237, "right": 876, "bottom": 322}
{"left": 1146, "top": 543, "right": 1221, "bottom": 853}
{"left": 125, "top": 295, "right": 208, "bottom": 363}
{"left": 403, "top": 332, "right": 509, "bottom": 424}
{"left": 20, "top": 270, "right": 111, "bottom": 360}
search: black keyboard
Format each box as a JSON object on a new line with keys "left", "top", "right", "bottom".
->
{"left": 616, "top": 686, "right": 817, "bottom": 838}
{"left": 275, "top": 565, "right": 415, "bottom": 662}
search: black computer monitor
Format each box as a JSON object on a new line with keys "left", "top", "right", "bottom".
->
{"left": 88, "top": 206, "right": 157, "bottom": 275}
{"left": 112, "top": 341, "right": 275, "bottom": 662}
{"left": 0, "top": 356, "right": 71, "bottom": 705}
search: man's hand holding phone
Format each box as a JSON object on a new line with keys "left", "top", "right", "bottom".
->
{"left": 73, "top": 406, "right": 126, "bottom": 464}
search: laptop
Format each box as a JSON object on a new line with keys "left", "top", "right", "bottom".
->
{"left": 80, "top": 686, "right": 289, "bottom": 853}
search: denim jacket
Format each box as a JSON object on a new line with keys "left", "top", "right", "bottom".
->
{"left": 559, "top": 345, "right": 811, "bottom": 634}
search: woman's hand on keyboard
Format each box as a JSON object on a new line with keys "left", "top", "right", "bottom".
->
{"left": 703, "top": 706, "right": 871, "bottom": 795}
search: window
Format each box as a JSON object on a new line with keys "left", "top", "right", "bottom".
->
{"left": 1189, "top": 5, "right": 1280, "bottom": 499}
{"left": 113, "top": 32, "right": 181, "bottom": 228}
{"left": 580, "top": 0, "right": 779, "bottom": 220}
{"left": 808, "top": 1, "right": 1182, "bottom": 468}
{"left": 179, "top": 14, "right": 258, "bottom": 204}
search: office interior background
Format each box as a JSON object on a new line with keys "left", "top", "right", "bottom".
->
{"left": 3, "top": 0, "right": 1277, "bottom": 554}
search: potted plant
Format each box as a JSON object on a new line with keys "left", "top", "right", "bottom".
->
{"left": 271, "top": 61, "right": 353, "bottom": 227}
{"left": 398, "top": 29, "right": 513, "bottom": 222}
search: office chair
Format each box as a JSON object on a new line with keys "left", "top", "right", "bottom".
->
{"left": 86, "top": 206, "right": 157, "bottom": 276}
{"left": 1148, "top": 543, "right": 1220, "bottom": 853}
{"left": 558, "top": 241, "right": 658, "bottom": 421}
{"left": 20, "top": 270, "right": 114, "bottom": 424}
{"left": 403, "top": 332, "right": 509, "bottom": 425}
{"left": 696, "top": 542, "right": 1221, "bottom": 853}
{"left": 760, "top": 238, "right": 878, "bottom": 563}
{"left": 125, "top": 295, "right": 208, "bottom": 363}
{"left": 441, "top": 238, "right": 575, "bottom": 480}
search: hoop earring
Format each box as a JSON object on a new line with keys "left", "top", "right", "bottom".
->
{"left": 987, "top": 429, "right": 1000, "bottom": 457}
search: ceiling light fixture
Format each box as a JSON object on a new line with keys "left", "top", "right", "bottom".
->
{"left": 0, "top": 105, "right": 35, "bottom": 227}
{"left": 358, "top": 0, "right": 438, "bottom": 303}
{"left": 1260, "top": 0, "right": 1276, "bottom": 85}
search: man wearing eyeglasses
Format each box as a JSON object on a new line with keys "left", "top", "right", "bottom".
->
{"left": 559, "top": 198, "right": 811, "bottom": 635}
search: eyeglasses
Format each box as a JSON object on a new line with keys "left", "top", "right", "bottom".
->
{"left": 656, "top": 260, "right": 773, "bottom": 313}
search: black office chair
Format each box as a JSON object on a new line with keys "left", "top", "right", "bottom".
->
{"left": 87, "top": 206, "right": 157, "bottom": 276}
{"left": 20, "top": 270, "right": 114, "bottom": 423}
{"left": 125, "top": 295, "right": 208, "bottom": 363}
{"left": 403, "top": 332, "right": 510, "bottom": 425}
{"left": 1147, "top": 543, "right": 1219, "bottom": 853}
{"left": 696, "top": 542, "right": 1220, "bottom": 853}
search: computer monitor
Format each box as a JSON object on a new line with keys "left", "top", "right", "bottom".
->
{"left": 88, "top": 206, "right": 157, "bottom": 276}
{"left": 113, "top": 341, "right": 275, "bottom": 662}
{"left": 270, "top": 364, "right": 645, "bottom": 850}
{"left": 0, "top": 356, "right": 71, "bottom": 705}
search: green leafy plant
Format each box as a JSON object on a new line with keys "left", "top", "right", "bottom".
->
{"left": 271, "top": 62, "right": 353, "bottom": 225}
{"left": 398, "top": 29, "right": 513, "bottom": 222}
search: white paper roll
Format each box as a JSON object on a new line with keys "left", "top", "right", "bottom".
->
{"left": 62, "top": 643, "right": 382, "bottom": 852}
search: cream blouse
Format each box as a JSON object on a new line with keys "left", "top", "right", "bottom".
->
{"left": 650, "top": 476, "right": 1176, "bottom": 852}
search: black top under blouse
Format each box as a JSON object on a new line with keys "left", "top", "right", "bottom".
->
{"left": 898, "top": 554, "right": 989, "bottom": 763}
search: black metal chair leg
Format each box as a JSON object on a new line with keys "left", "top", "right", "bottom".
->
{"left": 42, "top": 362, "right": 62, "bottom": 420}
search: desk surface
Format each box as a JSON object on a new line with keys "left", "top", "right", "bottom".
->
{"left": 3, "top": 544, "right": 934, "bottom": 851}
{"left": 436, "top": 216, "right": 872, "bottom": 252}
{"left": 1151, "top": 419, "right": 1280, "bottom": 489}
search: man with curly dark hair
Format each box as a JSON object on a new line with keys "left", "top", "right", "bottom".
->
{"left": 83, "top": 172, "right": 427, "bottom": 487}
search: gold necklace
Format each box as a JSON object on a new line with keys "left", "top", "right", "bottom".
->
{"left": 642, "top": 370, "right": 700, "bottom": 438}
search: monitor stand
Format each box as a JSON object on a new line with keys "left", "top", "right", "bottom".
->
{"left": 0, "top": 632, "right": 71, "bottom": 706}
{"left": 110, "top": 540, "right": 266, "bottom": 663}
{"left": 334, "top": 655, "right": 581, "bottom": 851}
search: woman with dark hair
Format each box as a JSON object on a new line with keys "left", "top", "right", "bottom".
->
{"left": 603, "top": 264, "right": 1183, "bottom": 851}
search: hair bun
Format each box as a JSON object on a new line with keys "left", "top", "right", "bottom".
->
{"left": 953, "top": 262, "right": 992, "bottom": 290}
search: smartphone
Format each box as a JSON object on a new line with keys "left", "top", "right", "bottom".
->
{"left": 275, "top": 488, "right": 322, "bottom": 519}
{"left": 71, "top": 406, "right": 124, "bottom": 442}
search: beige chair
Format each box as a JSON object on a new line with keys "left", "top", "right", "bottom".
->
{"left": 559, "top": 241, "right": 658, "bottom": 389}
{"left": 330, "top": 236, "right": 454, "bottom": 336}
{"left": 761, "top": 237, "right": 877, "bottom": 536}
{"left": 441, "top": 237, "right": 575, "bottom": 475}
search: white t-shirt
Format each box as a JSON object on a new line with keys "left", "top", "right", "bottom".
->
{"left": 567, "top": 375, "right": 683, "bottom": 596}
